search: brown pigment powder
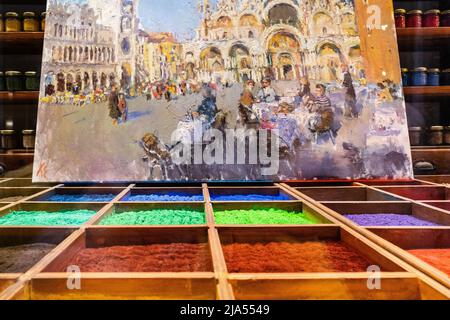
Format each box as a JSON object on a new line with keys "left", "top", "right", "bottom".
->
{"left": 223, "top": 241, "right": 373, "bottom": 273}
{"left": 0, "top": 243, "right": 56, "bottom": 273}
{"left": 66, "top": 243, "right": 212, "bottom": 272}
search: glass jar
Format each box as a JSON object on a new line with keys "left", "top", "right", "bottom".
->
{"left": 411, "top": 67, "right": 428, "bottom": 86}
{"left": 23, "top": 12, "right": 39, "bottom": 32}
{"left": 0, "top": 14, "right": 4, "bottom": 32}
{"left": 442, "top": 10, "right": 450, "bottom": 27}
{"left": 5, "top": 12, "right": 21, "bottom": 32}
{"left": 444, "top": 126, "right": 450, "bottom": 145}
{"left": 427, "top": 68, "right": 440, "bottom": 86}
{"left": 428, "top": 126, "right": 444, "bottom": 146}
{"left": 0, "top": 72, "right": 5, "bottom": 92}
{"left": 0, "top": 130, "right": 17, "bottom": 150}
{"left": 25, "top": 71, "right": 40, "bottom": 91}
{"left": 442, "top": 69, "right": 450, "bottom": 86}
{"left": 408, "top": 127, "right": 423, "bottom": 146}
{"left": 406, "top": 10, "right": 423, "bottom": 28}
{"left": 401, "top": 68, "right": 409, "bottom": 86}
{"left": 423, "top": 9, "right": 440, "bottom": 27}
{"left": 395, "top": 9, "right": 406, "bottom": 28}
{"left": 22, "top": 130, "right": 36, "bottom": 149}
{"left": 41, "top": 12, "right": 46, "bottom": 31}
{"left": 5, "top": 71, "right": 23, "bottom": 91}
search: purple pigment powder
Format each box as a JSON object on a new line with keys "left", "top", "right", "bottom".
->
{"left": 343, "top": 214, "right": 440, "bottom": 227}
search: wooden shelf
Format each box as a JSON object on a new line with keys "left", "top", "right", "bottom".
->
{"left": 0, "top": 91, "right": 39, "bottom": 104}
{"left": 397, "top": 27, "right": 450, "bottom": 49}
{"left": 403, "top": 86, "right": 450, "bottom": 97}
{"left": 0, "top": 32, "right": 44, "bottom": 55}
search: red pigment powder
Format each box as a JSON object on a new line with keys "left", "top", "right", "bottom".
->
{"left": 408, "top": 249, "right": 450, "bottom": 276}
{"left": 66, "top": 243, "right": 212, "bottom": 272}
{"left": 223, "top": 241, "right": 373, "bottom": 273}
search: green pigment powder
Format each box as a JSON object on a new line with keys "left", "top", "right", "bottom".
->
{"left": 0, "top": 210, "right": 96, "bottom": 226}
{"left": 99, "top": 209, "right": 206, "bottom": 225}
{"left": 214, "top": 208, "right": 319, "bottom": 225}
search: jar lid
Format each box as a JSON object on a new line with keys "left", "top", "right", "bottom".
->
{"left": 442, "top": 68, "right": 450, "bottom": 73}
{"left": 395, "top": 9, "right": 406, "bottom": 14}
{"left": 25, "top": 71, "right": 37, "bottom": 76}
{"left": 407, "top": 10, "right": 423, "bottom": 15}
{"left": 5, "top": 71, "right": 22, "bottom": 76}
{"left": 23, "top": 12, "right": 36, "bottom": 18}
{"left": 22, "top": 130, "right": 35, "bottom": 134}
{"left": 0, "top": 130, "right": 15, "bottom": 135}
{"left": 413, "top": 67, "right": 428, "bottom": 72}
{"left": 401, "top": 68, "right": 409, "bottom": 72}
{"left": 445, "top": 126, "right": 450, "bottom": 130}
{"left": 41, "top": 12, "right": 46, "bottom": 17}
{"left": 428, "top": 68, "right": 440, "bottom": 73}
{"left": 442, "top": 10, "right": 450, "bottom": 15}
{"left": 409, "top": 127, "right": 422, "bottom": 131}
{"left": 0, "top": 72, "right": 3, "bottom": 76}
{"left": 424, "top": 9, "right": 440, "bottom": 15}
{"left": 430, "top": 126, "right": 444, "bottom": 131}
{"left": 5, "top": 12, "right": 19, "bottom": 18}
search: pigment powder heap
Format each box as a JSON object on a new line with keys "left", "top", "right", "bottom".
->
{"left": 64, "top": 243, "right": 212, "bottom": 272}
{"left": 210, "top": 194, "right": 291, "bottom": 201}
{"left": 214, "top": 208, "right": 319, "bottom": 225}
{"left": 408, "top": 248, "right": 450, "bottom": 276}
{"left": 0, "top": 210, "right": 96, "bottom": 226}
{"left": 123, "top": 193, "right": 204, "bottom": 202}
{"left": 46, "top": 194, "right": 117, "bottom": 202}
{"left": 223, "top": 241, "right": 373, "bottom": 273}
{"left": 0, "top": 243, "right": 56, "bottom": 273}
{"left": 99, "top": 209, "right": 206, "bottom": 225}
{"left": 343, "top": 214, "right": 440, "bottom": 227}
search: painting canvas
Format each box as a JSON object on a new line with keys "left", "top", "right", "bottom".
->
{"left": 33, "top": 0, "right": 413, "bottom": 182}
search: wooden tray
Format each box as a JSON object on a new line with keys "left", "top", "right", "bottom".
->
{"left": 377, "top": 186, "right": 450, "bottom": 201}
{"left": 294, "top": 186, "right": 404, "bottom": 202}
{"left": 321, "top": 201, "right": 450, "bottom": 226}
{"left": 421, "top": 201, "right": 450, "bottom": 212}
{"left": 210, "top": 201, "right": 333, "bottom": 226}
{"left": 0, "top": 227, "right": 76, "bottom": 295}
{"left": 119, "top": 187, "right": 205, "bottom": 202}
{"left": 208, "top": 186, "right": 295, "bottom": 201}
{"left": 0, "top": 202, "right": 109, "bottom": 228}
{"left": 0, "top": 187, "right": 50, "bottom": 204}
{"left": 416, "top": 175, "right": 450, "bottom": 185}
{"left": 90, "top": 202, "right": 208, "bottom": 226}
{"left": 26, "top": 187, "right": 127, "bottom": 202}
{"left": 0, "top": 179, "right": 57, "bottom": 188}
{"left": 28, "top": 227, "right": 218, "bottom": 300}
{"left": 368, "top": 228, "right": 450, "bottom": 288}
{"left": 217, "top": 226, "right": 449, "bottom": 300}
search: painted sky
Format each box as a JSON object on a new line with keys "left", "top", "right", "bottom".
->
{"left": 138, "top": 0, "right": 217, "bottom": 40}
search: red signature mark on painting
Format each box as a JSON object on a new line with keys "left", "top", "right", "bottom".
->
{"left": 36, "top": 161, "right": 48, "bottom": 178}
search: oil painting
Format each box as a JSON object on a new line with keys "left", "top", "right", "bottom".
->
{"left": 33, "top": 0, "right": 413, "bottom": 182}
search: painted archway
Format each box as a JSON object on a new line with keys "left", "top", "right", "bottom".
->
{"left": 316, "top": 42, "right": 343, "bottom": 82}
{"left": 267, "top": 31, "right": 302, "bottom": 80}
{"left": 229, "top": 43, "right": 252, "bottom": 82}
{"left": 200, "top": 47, "right": 224, "bottom": 72}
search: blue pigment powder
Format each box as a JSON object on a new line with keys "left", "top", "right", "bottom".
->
{"left": 47, "top": 194, "right": 117, "bottom": 202}
{"left": 209, "top": 194, "right": 291, "bottom": 201}
{"left": 122, "top": 193, "right": 204, "bottom": 202}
